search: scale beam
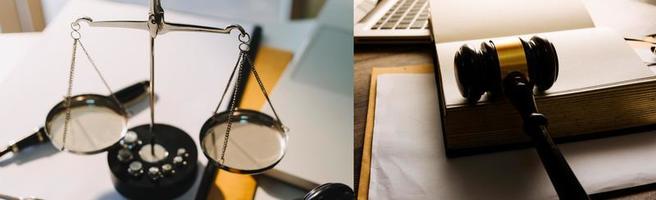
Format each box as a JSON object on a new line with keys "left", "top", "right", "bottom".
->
{"left": 161, "top": 22, "right": 245, "bottom": 35}
{"left": 76, "top": 17, "right": 148, "bottom": 31}
{"left": 76, "top": 18, "right": 246, "bottom": 36}
{"left": 74, "top": 0, "right": 247, "bottom": 38}
{"left": 73, "top": 0, "right": 249, "bottom": 157}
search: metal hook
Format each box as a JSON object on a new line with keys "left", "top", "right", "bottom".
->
{"left": 70, "top": 22, "right": 80, "bottom": 31}
{"left": 225, "top": 24, "right": 248, "bottom": 38}
{"left": 74, "top": 17, "right": 93, "bottom": 25}
{"left": 70, "top": 17, "right": 95, "bottom": 40}
{"left": 239, "top": 34, "right": 250, "bottom": 43}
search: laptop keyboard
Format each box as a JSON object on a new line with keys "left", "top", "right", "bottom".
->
{"left": 371, "top": 0, "right": 430, "bottom": 30}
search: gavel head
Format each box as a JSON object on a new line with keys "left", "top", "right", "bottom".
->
{"left": 454, "top": 36, "right": 558, "bottom": 103}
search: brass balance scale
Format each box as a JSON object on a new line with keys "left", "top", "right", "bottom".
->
{"left": 43, "top": 0, "right": 288, "bottom": 198}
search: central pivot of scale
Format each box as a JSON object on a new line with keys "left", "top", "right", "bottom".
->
{"left": 107, "top": 124, "right": 198, "bottom": 199}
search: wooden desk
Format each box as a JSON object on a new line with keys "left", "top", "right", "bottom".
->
{"left": 353, "top": 44, "right": 655, "bottom": 199}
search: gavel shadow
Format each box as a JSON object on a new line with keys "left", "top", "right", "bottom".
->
{"left": 436, "top": 129, "right": 656, "bottom": 199}
{"left": 439, "top": 130, "right": 656, "bottom": 199}
{"left": 443, "top": 149, "right": 550, "bottom": 199}
{"left": 0, "top": 95, "right": 154, "bottom": 167}
{"left": 559, "top": 130, "right": 656, "bottom": 157}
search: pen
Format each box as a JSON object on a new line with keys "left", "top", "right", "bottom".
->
{"left": 624, "top": 36, "right": 656, "bottom": 44}
{"left": 0, "top": 80, "right": 150, "bottom": 159}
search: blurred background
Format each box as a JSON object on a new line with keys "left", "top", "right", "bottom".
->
{"left": 1, "top": 0, "right": 328, "bottom": 31}
{"left": 0, "top": 0, "right": 338, "bottom": 51}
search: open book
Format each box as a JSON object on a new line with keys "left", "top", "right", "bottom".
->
{"left": 430, "top": 0, "right": 656, "bottom": 156}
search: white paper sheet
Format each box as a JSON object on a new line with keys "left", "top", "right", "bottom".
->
{"left": 262, "top": 24, "right": 354, "bottom": 188}
{"left": 369, "top": 73, "right": 656, "bottom": 199}
{"left": 0, "top": 0, "right": 254, "bottom": 199}
{"left": 0, "top": 33, "right": 41, "bottom": 82}
{"left": 429, "top": 0, "right": 595, "bottom": 43}
{"left": 436, "top": 28, "right": 654, "bottom": 106}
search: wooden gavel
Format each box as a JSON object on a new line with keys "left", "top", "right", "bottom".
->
{"left": 454, "top": 36, "right": 590, "bottom": 199}
{"left": 454, "top": 36, "right": 558, "bottom": 103}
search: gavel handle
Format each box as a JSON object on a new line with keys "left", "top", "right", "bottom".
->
{"left": 504, "top": 72, "right": 589, "bottom": 199}
{"left": 524, "top": 114, "right": 589, "bottom": 200}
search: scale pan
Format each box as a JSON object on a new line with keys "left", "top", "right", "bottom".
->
{"left": 200, "top": 109, "right": 287, "bottom": 174}
{"left": 45, "top": 94, "right": 127, "bottom": 154}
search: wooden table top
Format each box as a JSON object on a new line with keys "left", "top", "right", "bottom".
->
{"left": 353, "top": 43, "right": 655, "bottom": 199}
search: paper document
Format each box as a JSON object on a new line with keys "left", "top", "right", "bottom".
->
{"left": 369, "top": 73, "right": 656, "bottom": 199}
{"left": 263, "top": 25, "right": 354, "bottom": 187}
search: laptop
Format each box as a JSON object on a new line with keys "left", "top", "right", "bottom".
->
{"left": 354, "top": 0, "right": 432, "bottom": 43}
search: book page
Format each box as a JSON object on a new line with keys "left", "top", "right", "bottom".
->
{"left": 429, "top": 0, "right": 595, "bottom": 43}
{"left": 437, "top": 28, "right": 654, "bottom": 106}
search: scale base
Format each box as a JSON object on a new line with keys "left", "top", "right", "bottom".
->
{"left": 107, "top": 123, "right": 198, "bottom": 199}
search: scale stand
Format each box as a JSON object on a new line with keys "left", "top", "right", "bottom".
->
{"left": 75, "top": 0, "right": 250, "bottom": 198}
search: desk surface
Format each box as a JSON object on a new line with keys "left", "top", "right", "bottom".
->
{"left": 353, "top": 44, "right": 656, "bottom": 199}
